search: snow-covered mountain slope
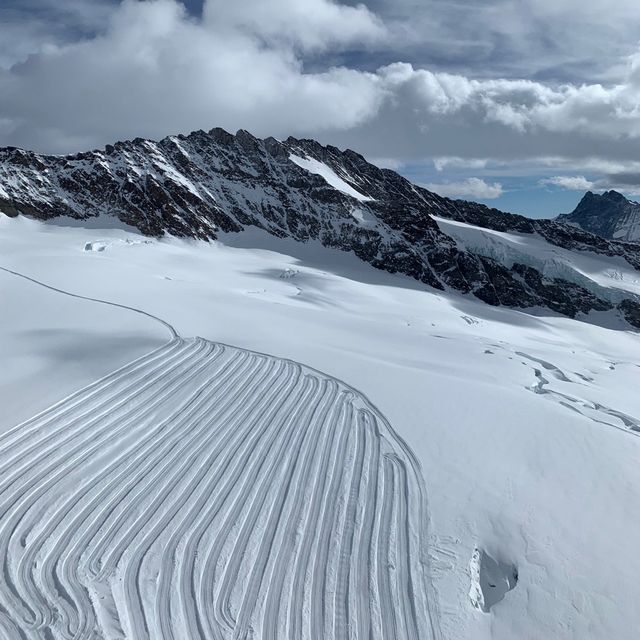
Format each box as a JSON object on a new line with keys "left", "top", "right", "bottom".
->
{"left": 2, "top": 128, "right": 640, "bottom": 328}
{"left": 434, "top": 216, "right": 640, "bottom": 307}
{"left": 2, "top": 215, "right": 640, "bottom": 640}
{"left": 558, "top": 190, "right": 640, "bottom": 242}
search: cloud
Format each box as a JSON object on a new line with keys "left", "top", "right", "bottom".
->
{"left": 349, "top": 0, "right": 640, "bottom": 83}
{"left": 205, "top": 0, "right": 386, "bottom": 52}
{"left": 540, "top": 176, "right": 595, "bottom": 191}
{"left": 0, "top": 0, "right": 385, "bottom": 152}
{"left": 424, "top": 177, "right": 503, "bottom": 200}
{"left": 369, "top": 157, "right": 404, "bottom": 170}
{"left": 0, "top": 0, "right": 115, "bottom": 69}
{"left": 329, "top": 54, "right": 640, "bottom": 178}
{"left": 374, "top": 61, "right": 640, "bottom": 140}
{"left": 539, "top": 172, "right": 640, "bottom": 197}
{"left": 604, "top": 172, "right": 640, "bottom": 188}
{"left": 433, "top": 157, "right": 488, "bottom": 172}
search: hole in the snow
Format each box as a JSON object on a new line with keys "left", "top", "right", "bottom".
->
{"left": 469, "top": 547, "right": 518, "bottom": 613}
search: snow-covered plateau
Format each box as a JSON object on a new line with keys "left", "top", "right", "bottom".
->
{"left": 1, "top": 214, "right": 640, "bottom": 640}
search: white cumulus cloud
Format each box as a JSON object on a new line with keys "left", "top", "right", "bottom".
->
{"left": 540, "top": 176, "right": 596, "bottom": 191}
{"left": 0, "top": 0, "right": 386, "bottom": 152}
{"left": 205, "top": 0, "right": 386, "bottom": 52}
{"left": 424, "top": 177, "right": 504, "bottom": 200}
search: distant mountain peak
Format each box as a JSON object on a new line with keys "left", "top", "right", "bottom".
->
{"left": 559, "top": 189, "right": 640, "bottom": 243}
{"left": 603, "top": 189, "right": 627, "bottom": 199}
{"left": 580, "top": 189, "right": 628, "bottom": 205}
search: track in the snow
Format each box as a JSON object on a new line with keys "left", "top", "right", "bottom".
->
{"left": 0, "top": 266, "right": 441, "bottom": 639}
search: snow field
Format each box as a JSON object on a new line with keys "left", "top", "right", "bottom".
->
{"left": 2, "top": 215, "right": 640, "bottom": 640}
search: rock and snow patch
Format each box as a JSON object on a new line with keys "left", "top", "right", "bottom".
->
{"left": 83, "top": 238, "right": 152, "bottom": 252}
{"left": 84, "top": 241, "right": 109, "bottom": 252}
{"left": 289, "top": 154, "right": 373, "bottom": 202}
{"left": 349, "top": 205, "right": 378, "bottom": 227}
{"left": 469, "top": 548, "right": 518, "bottom": 613}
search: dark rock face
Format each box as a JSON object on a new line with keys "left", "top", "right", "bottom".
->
{"left": 619, "top": 299, "right": 640, "bottom": 327}
{"left": 1, "top": 128, "right": 640, "bottom": 328}
{"left": 510, "top": 264, "right": 612, "bottom": 317}
{"left": 557, "top": 190, "right": 640, "bottom": 243}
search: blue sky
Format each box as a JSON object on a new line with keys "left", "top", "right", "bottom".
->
{"left": 178, "top": 0, "right": 203, "bottom": 14}
{"left": 2, "top": 0, "right": 640, "bottom": 218}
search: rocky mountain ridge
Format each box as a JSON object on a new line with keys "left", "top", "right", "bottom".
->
{"left": 557, "top": 190, "right": 640, "bottom": 243}
{"left": 1, "top": 127, "right": 640, "bottom": 327}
